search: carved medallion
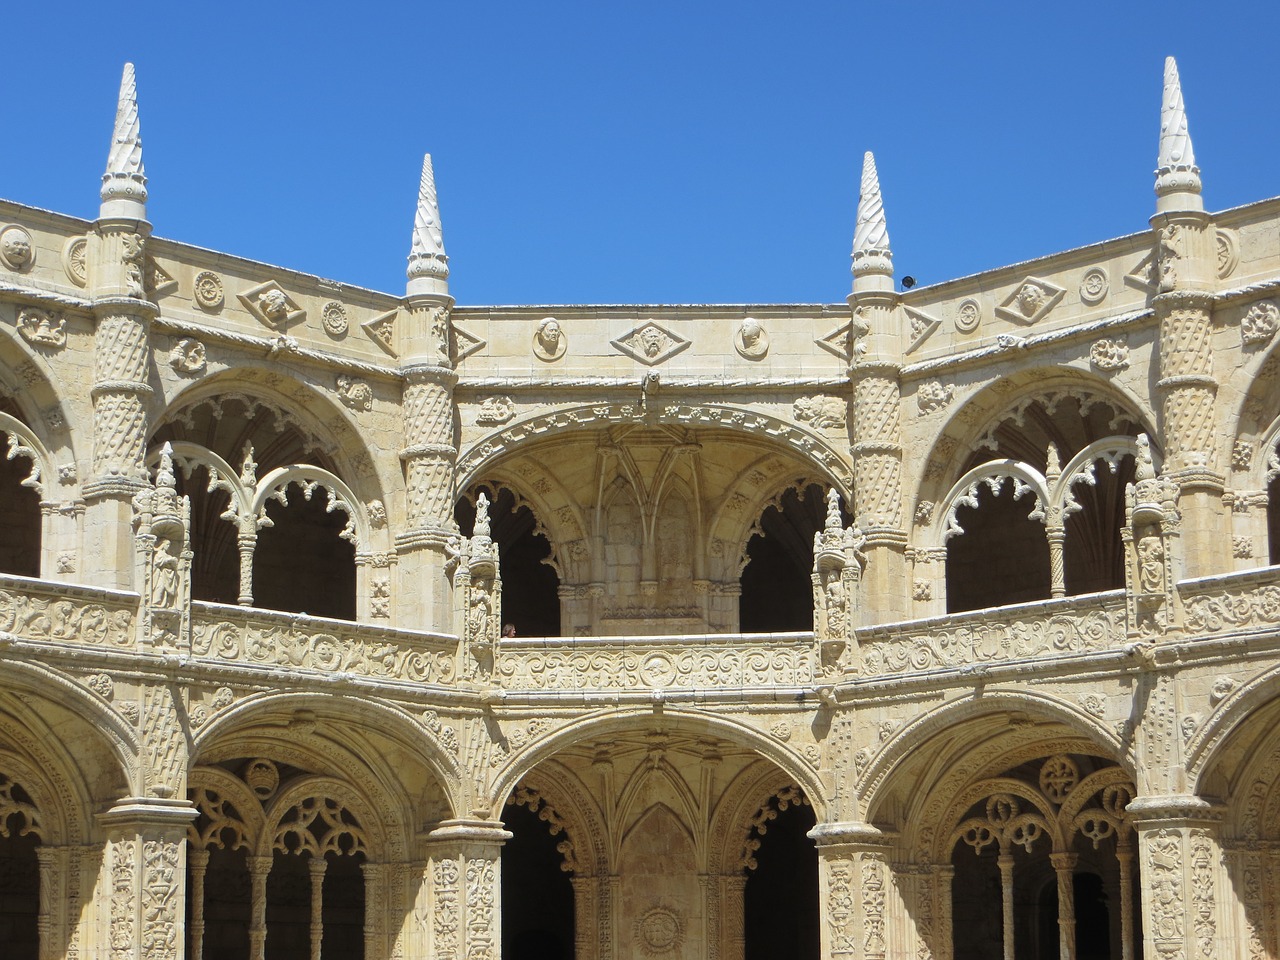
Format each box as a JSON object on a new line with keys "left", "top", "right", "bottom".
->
{"left": 243, "top": 759, "right": 280, "bottom": 799}
{"left": 1216, "top": 228, "right": 1239, "bottom": 279}
{"left": 336, "top": 374, "right": 373, "bottom": 411}
{"left": 533, "top": 317, "right": 567, "bottom": 361}
{"left": 613, "top": 320, "right": 689, "bottom": 366}
{"left": 955, "top": 298, "right": 982, "bottom": 333}
{"left": 169, "top": 338, "right": 207, "bottom": 374}
{"left": 734, "top": 317, "right": 769, "bottom": 360}
{"left": 1242, "top": 301, "right": 1279, "bottom": 347}
{"left": 476, "top": 396, "right": 516, "bottom": 425}
{"left": 63, "top": 236, "right": 88, "bottom": 287}
{"left": 321, "top": 300, "right": 349, "bottom": 337}
{"left": 0, "top": 225, "right": 33, "bottom": 271}
{"left": 193, "top": 271, "right": 224, "bottom": 310}
{"left": 1079, "top": 268, "right": 1109, "bottom": 305}
{"left": 634, "top": 905, "right": 684, "bottom": 956}
{"left": 1089, "top": 338, "right": 1130, "bottom": 371}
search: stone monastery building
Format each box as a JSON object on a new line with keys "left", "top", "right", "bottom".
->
{"left": 2, "top": 54, "right": 1280, "bottom": 960}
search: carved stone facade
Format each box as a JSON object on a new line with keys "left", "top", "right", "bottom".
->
{"left": 2, "top": 57, "right": 1280, "bottom": 960}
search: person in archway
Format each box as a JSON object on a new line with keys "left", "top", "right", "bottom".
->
{"left": 502, "top": 623, "right": 517, "bottom": 638}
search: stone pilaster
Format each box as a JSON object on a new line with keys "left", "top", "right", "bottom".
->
{"left": 810, "top": 821, "right": 901, "bottom": 960}
{"left": 96, "top": 798, "right": 197, "bottom": 960}
{"left": 1128, "top": 796, "right": 1225, "bottom": 960}
{"left": 423, "top": 819, "right": 511, "bottom": 960}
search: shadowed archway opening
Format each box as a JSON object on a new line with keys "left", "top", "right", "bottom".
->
{"left": 254, "top": 485, "right": 356, "bottom": 621}
{"left": 0, "top": 398, "right": 41, "bottom": 578}
{"left": 741, "top": 483, "right": 847, "bottom": 633}
{"left": 744, "top": 793, "right": 818, "bottom": 960}
{"left": 457, "top": 484, "right": 561, "bottom": 638}
{"left": 501, "top": 793, "right": 575, "bottom": 960}
{"left": 0, "top": 827, "right": 38, "bottom": 960}
{"left": 947, "top": 479, "right": 1050, "bottom": 613}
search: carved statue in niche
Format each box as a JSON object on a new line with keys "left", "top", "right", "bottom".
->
{"left": 735, "top": 317, "right": 769, "bottom": 360}
{"left": 1137, "top": 535, "right": 1165, "bottom": 595}
{"left": 151, "top": 538, "right": 180, "bottom": 608}
{"left": 121, "top": 233, "right": 146, "bottom": 298}
{"left": 533, "top": 317, "right": 566, "bottom": 361}
{"left": 824, "top": 574, "right": 847, "bottom": 637}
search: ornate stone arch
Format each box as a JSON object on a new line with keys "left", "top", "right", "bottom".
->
{"left": 933, "top": 460, "right": 1049, "bottom": 548}
{"left": 860, "top": 689, "right": 1130, "bottom": 826}
{"left": 914, "top": 370, "right": 1154, "bottom": 517}
{"left": 188, "top": 764, "right": 267, "bottom": 853}
{"left": 0, "top": 320, "right": 78, "bottom": 460}
{"left": 192, "top": 692, "right": 460, "bottom": 854}
{"left": 156, "top": 370, "right": 388, "bottom": 507}
{"left": 456, "top": 401, "right": 853, "bottom": 494}
{"left": 0, "top": 411, "right": 55, "bottom": 499}
{"left": 252, "top": 464, "right": 370, "bottom": 551}
{"left": 488, "top": 707, "right": 826, "bottom": 824}
{"left": 0, "top": 747, "right": 68, "bottom": 846}
{"left": 1186, "top": 659, "right": 1280, "bottom": 790}
{"left": 0, "top": 658, "right": 138, "bottom": 807}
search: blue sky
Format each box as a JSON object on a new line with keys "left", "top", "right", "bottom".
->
{"left": 3, "top": 1, "right": 1277, "bottom": 306}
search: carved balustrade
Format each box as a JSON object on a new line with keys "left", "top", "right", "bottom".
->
{"left": 0, "top": 572, "right": 137, "bottom": 648}
{"left": 858, "top": 590, "right": 1130, "bottom": 675}
{"left": 496, "top": 631, "right": 815, "bottom": 693}
{"left": 1179, "top": 566, "right": 1280, "bottom": 635}
{"left": 188, "top": 602, "right": 457, "bottom": 685}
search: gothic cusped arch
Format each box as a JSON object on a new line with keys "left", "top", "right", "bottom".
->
{"left": 0, "top": 411, "right": 55, "bottom": 499}
{"left": 506, "top": 760, "right": 609, "bottom": 876}
{"left": 708, "top": 759, "right": 809, "bottom": 876}
{"left": 934, "top": 460, "right": 1049, "bottom": 548}
{"left": 260, "top": 773, "right": 383, "bottom": 859}
{"left": 1186, "top": 658, "right": 1280, "bottom": 793}
{"left": 0, "top": 320, "right": 78, "bottom": 460}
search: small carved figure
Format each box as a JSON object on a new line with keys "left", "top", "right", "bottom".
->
{"left": 1137, "top": 535, "right": 1165, "bottom": 594}
{"left": 474, "top": 491, "right": 492, "bottom": 539}
{"left": 640, "top": 326, "right": 666, "bottom": 358}
{"left": 1014, "top": 282, "right": 1046, "bottom": 318}
{"left": 259, "top": 288, "right": 291, "bottom": 324}
{"left": 151, "top": 539, "right": 180, "bottom": 608}
{"left": 533, "top": 317, "right": 566, "bottom": 361}
{"left": 121, "top": 233, "right": 146, "bottom": 298}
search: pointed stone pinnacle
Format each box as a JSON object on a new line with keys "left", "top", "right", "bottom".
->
{"left": 407, "top": 153, "right": 450, "bottom": 294}
{"left": 100, "top": 63, "right": 148, "bottom": 218}
{"left": 156, "top": 441, "right": 176, "bottom": 491}
{"left": 851, "top": 151, "right": 892, "bottom": 284}
{"left": 1155, "top": 56, "right": 1202, "bottom": 210}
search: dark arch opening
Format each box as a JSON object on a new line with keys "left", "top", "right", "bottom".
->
{"left": 254, "top": 485, "right": 357, "bottom": 621}
{"left": 189, "top": 845, "right": 251, "bottom": 960}
{"left": 1063, "top": 458, "right": 1134, "bottom": 596}
{"left": 743, "top": 796, "right": 819, "bottom": 960}
{"left": 1269, "top": 460, "right": 1280, "bottom": 565}
{"left": 501, "top": 798, "right": 575, "bottom": 960}
{"left": 740, "top": 484, "right": 847, "bottom": 633}
{"left": 170, "top": 464, "right": 240, "bottom": 604}
{"left": 947, "top": 479, "right": 1050, "bottom": 613}
{"left": 0, "top": 782, "right": 38, "bottom": 960}
{"left": 456, "top": 484, "right": 561, "bottom": 638}
{"left": 0, "top": 397, "right": 42, "bottom": 578}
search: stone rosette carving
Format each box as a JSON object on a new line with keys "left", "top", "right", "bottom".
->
{"left": 321, "top": 300, "right": 348, "bottom": 337}
{"left": 1233, "top": 536, "right": 1253, "bottom": 559}
{"left": 734, "top": 317, "right": 769, "bottom": 359}
{"left": 1241, "top": 300, "right": 1279, "bottom": 347}
{"left": 336, "top": 375, "right": 373, "bottom": 411}
{"left": 613, "top": 320, "right": 689, "bottom": 366}
{"left": 1089, "top": 337, "right": 1130, "bottom": 371}
{"left": 476, "top": 396, "right": 516, "bottom": 425}
{"left": 634, "top": 904, "right": 684, "bottom": 956}
{"left": 1216, "top": 228, "right": 1239, "bottom": 279}
{"left": 995, "top": 277, "right": 1065, "bottom": 325}
{"left": 955, "top": 298, "right": 981, "bottom": 333}
{"left": 169, "top": 338, "right": 206, "bottom": 374}
{"left": 63, "top": 236, "right": 88, "bottom": 286}
{"left": 16, "top": 308, "right": 66, "bottom": 348}
{"left": 533, "top": 317, "right": 567, "bottom": 361}
{"left": 1080, "top": 268, "right": 1109, "bottom": 305}
{"left": 193, "top": 270, "right": 224, "bottom": 310}
{"left": 793, "top": 395, "right": 846, "bottom": 429}
{"left": 916, "top": 380, "right": 954, "bottom": 416}
{"left": 0, "top": 225, "right": 33, "bottom": 271}
{"left": 1231, "top": 440, "right": 1253, "bottom": 472}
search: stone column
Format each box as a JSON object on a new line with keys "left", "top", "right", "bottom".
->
{"left": 96, "top": 798, "right": 197, "bottom": 960}
{"left": 1051, "top": 852, "right": 1078, "bottom": 960}
{"left": 810, "top": 821, "right": 900, "bottom": 960}
{"left": 308, "top": 856, "right": 327, "bottom": 960}
{"left": 397, "top": 358, "right": 459, "bottom": 632}
{"left": 934, "top": 865, "right": 955, "bottom": 960}
{"left": 35, "top": 846, "right": 57, "bottom": 960}
{"left": 247, "top": 855, "right": 271, "bottom": 960}
{"left": 721, "top": 874, "right": 746, "bottom": 960}
{"left": 362, "top": 861, "right": 387, "bottom": 960}
{"left": 1127, "top": 795, "right": 1225, "bottom": 960}
{"left": 571, "top": 875, "right": 598, "bottom": 960}
{"left": 187, "top": 848, "right": 210, "bottom": 960}
{"left": 1116, "top": 839, "right": 1136, "bottom": 960}
{"left": 423, "top": 819, "right": 511, "bottom": 960}
{"left": 997, "top": 852, "right": 1015, "bottom": 960}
